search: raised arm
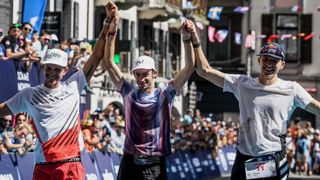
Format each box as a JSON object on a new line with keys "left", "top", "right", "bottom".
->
{"left": 82, "top": 2, "right": 117, "bottom": 82}
{"left": 305, "top": 99, "right": 320, "bottom": 116}
{"left": 191, "top": 22, "right": 225, "bottom": 88}
{"left": 102, "top": 7, "right": 124, "bottom": 90}
{"left": 172, "top": 20, "right": 195, "bottom": 91}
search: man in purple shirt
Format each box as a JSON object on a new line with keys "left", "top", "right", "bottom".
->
{"left": 103, "top": 20, "right": 196, "bottom": 179}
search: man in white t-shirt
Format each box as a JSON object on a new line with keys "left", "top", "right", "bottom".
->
{"left": 184, "top": 20, "right": 320, "bottom": 180}
{"left": 0, "top": 2, "right": 119, "bottom": 179}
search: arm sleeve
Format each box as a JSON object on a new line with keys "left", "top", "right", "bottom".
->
{"left": 223, "top": 74, "right": 243, "bottom": 99}
{"left": 66, "top": 70, "right": 88, "bottom": 93}
{"left": 293, "top": 82, "right": 313, "bottom": 109}
{"left": 120, "top": 80, "right": 134, "bottom": 97}
{"left": 5, "top": 88, "right": 30, "bottom": 113}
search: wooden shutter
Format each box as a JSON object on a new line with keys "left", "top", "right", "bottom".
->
{"left": 261, "top": 14, "right": 274, "bottom": 44}
{"left": 300, "top": 14, "right": 312, "bottom": 64}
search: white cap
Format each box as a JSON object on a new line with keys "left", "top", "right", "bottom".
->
{"left": 132, "top": 55, "right": 155, "bottom": 71}
{"left": 43, "top": 49, "right": 68, "bottom": 67}
{"left": 51, "top": 34, "right": 59, "bottom": 42}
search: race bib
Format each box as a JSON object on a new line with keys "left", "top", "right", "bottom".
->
{"left": 245, "top": 155, "right": 276, "bottom": 179}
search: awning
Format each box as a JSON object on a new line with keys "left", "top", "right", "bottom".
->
{"left": 138, "top": 3, "right": 183, "bottom": 22}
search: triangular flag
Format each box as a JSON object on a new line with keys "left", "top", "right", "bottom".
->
{"left": 207, "top": 6, "right": 223, "bottom": 20}
{"left": 280, "top": 34, "right": 292, "bottom": 40}
{"left": 208, "top": 26, "right": 216, "bottom": 43}
{"left": 304, "top": 32, "right": 315, "bottom": 40}
{"left": 235, "top": 32, "right": 241, "bottom": 45}
{"left": 257, "top": 34, "right": 267, "bottom": 39}
{"left": 233, "top": 6, "right": 250, "bottom": 14}
{"left": 290, "top": 5, "right": 301, "bottom": 12}
{"left": 215, "top": 29, "right": 228, "bottom": 43}
{"left": 196, "top": 22, "right": 204, "bottom": 30}
{"left": 245, "top": 34, "right": 253, "bottom": 48}
{"left": 267, "top": 35, "right": 280, "bottom": 42}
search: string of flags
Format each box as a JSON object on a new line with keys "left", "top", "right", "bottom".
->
{"left": 207, "top": 5, "right": 320, "bottom": 20}
{"left": 207, "top": 25, "right": 317, "bottom": 45}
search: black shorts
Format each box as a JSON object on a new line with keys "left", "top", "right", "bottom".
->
{"left": 230, "top": 150, "right": 289, "bottom": 180}
{"left": 117, "top": 153, "right": 167, "bottom": 180}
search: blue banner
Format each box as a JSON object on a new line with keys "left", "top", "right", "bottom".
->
{"left": 17, "top": 153, "right": 35, "bottom": 180}
{"left": 22, "top": 0, "right": 47, "bottom": 34}
{"left": 80, "top": 151, "right": 100, "bottom": 180}
{"left": 0, "top": 154, "right": 19, "bottom": 180}
{"left": 94, "top": 151, "right": 116, "bottom": 179}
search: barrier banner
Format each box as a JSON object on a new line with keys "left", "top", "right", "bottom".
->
{"left": 94, "top": 151, "right": 116, "bottom": 180}
{"left": 199, "top": 149, "right": 220, "bottom": 178}
{"left": 81, "top": 151, "right": 99, "bottom": 180}
{"left": 181, "top": 151, "right": 197, "bottom": 179}
{"left": 0, "top": 154, "right": 19, "bottom": 180}
{"left": 186, "top": 151, "right": 204, "bottom": 178}
{"left": 223, "top": 145, "right": 236, "bottom": 172}
{"left": 110, "top": 153, "right": 121, "bottom": 175}
{"left": 166, "top": 151, "right": 184, "bottom": 180}
{"left": 17, "top": 153, "right": 35, "bottom": 180}
{"left": 0, "top": 60, "right": 19, "bottom": 102}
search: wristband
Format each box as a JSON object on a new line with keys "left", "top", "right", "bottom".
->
{"left": 108, "top": 32, "right": 117, "bottom": 36}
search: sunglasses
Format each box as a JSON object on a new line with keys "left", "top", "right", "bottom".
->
{"left": 23, "top": 27, "right": 32, "bottom": 32}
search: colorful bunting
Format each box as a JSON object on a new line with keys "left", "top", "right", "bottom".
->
{"left": 207, "top": 6, "right": 223, "bottom": 20}
{"left": 233, "top": 6, "right": 250, "bottom": 14}
{"left": 267, "top": 35, "right": 280, "bottom": 42}
{"left": 208, "top": 26, "right": 216, "bottom": 43}
{"left": 215, "top": 29, "right": 228, "bottom": 43}
{"left": 303, "top": 32, "right": 315, "bottom": 40}
{"left": 196, "top": 22, "right": 204, "bottom": 30}
{"left": 245, "top": 34, "right": 253, "bottom": 48}
{"left": 257, "top": 35, "right": 267, "bottom": 39}
{"left": 235, "top": 32, "right": 241, "bottom": 45}
{"left": 290, "top": 5, "right": 301, "bottom": 12}
{"left": 280, "top": 34, "right": 292, "bottom": 40}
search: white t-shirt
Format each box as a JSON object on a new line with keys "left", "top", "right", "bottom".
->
{"left": 223, "top": 74, "right": 313, "bottom": 156}
{"left": 6, "top": 70, "right": 87, "bottom": 163}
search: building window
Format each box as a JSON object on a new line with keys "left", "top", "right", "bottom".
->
{"left": 262, "top": 14, "right": 312, "bottom": 64}
{"left": 207, "top": 13, "right": 242, "bottom": 69}
{"left": 276, "top": 14, "right": 298, "bottom": 62}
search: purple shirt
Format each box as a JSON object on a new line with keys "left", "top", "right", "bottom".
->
{"left": 120, "top": 80, "right": 176, "bottom": 156}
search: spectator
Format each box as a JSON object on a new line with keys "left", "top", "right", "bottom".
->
{"left": 82, "top": 120, "right": 102, "bottom": 152}
{"left": 34, "top": 31, "right": 50, "bottom": 61}
{"left": 0, "top": 28, "right": 7, "bottom": 61}
{"left": 4, "top": 123, "right": 33, "bottom": 157}
{"left": 109, "top": 118, "right": 125, "bottom": 155}
{"left": 296, "top": 130, "right": 311, "bottom": 175}
{"left": 21, "top": 22, "right": 33, "bottom": 41}
{"left": 1, "top": 23, "right": 32, "bottom": 60}
{"left": 0, "top": 115, "right": 13, "bottom": 134}
{"left": 15, "top": 113, "right": 28, "bottom": 126}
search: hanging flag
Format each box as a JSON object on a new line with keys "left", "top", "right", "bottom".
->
{"left": 235, "top": 32, "right": 241, "bottom": 45}
{"left": 196, "top": 22, "right": 204, "bottom": 30}
{"left": 257, "top": 34, "right": 267, "bottom": 39}
{"left": 245, "top": 34, "right": 253, "bottom": 48}
{"left": 297, "top": 33, "right": 305, "bottom": 37}
{"left": 304, "top": 32, "right": 315, "bottom": 40}
{"left": 207, "top": 6, "right": 223, "bottom": 20}
{"left": 208, "top": 26, "right": 216, "bottom": 43}
{"left": 233, "top": 6, "right": 250, "bottom": 14}
{"left": 290, "top": 5, "right": 301, "bottom": 12}
{"left": 215, "top": 29, "right": 228, "bottom": 43}
{"left": 280, "top": 34, "right": 293, "bottom": 40}
{"left": 267, "top": 35, "right": 280, "bottom": 42}
{"left": 22, "top": 0, "right": 47, "bottom": 36}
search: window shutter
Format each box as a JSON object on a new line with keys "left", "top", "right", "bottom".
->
{"left": 261, "top": 14, "right": 274, "bottom": 44}
{"left": 300, "top": 14, "right": 312, "bottom": 64}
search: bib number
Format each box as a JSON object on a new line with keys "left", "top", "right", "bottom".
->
{"left": 245, "top": 155, "right": 276, "bottom": 179}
